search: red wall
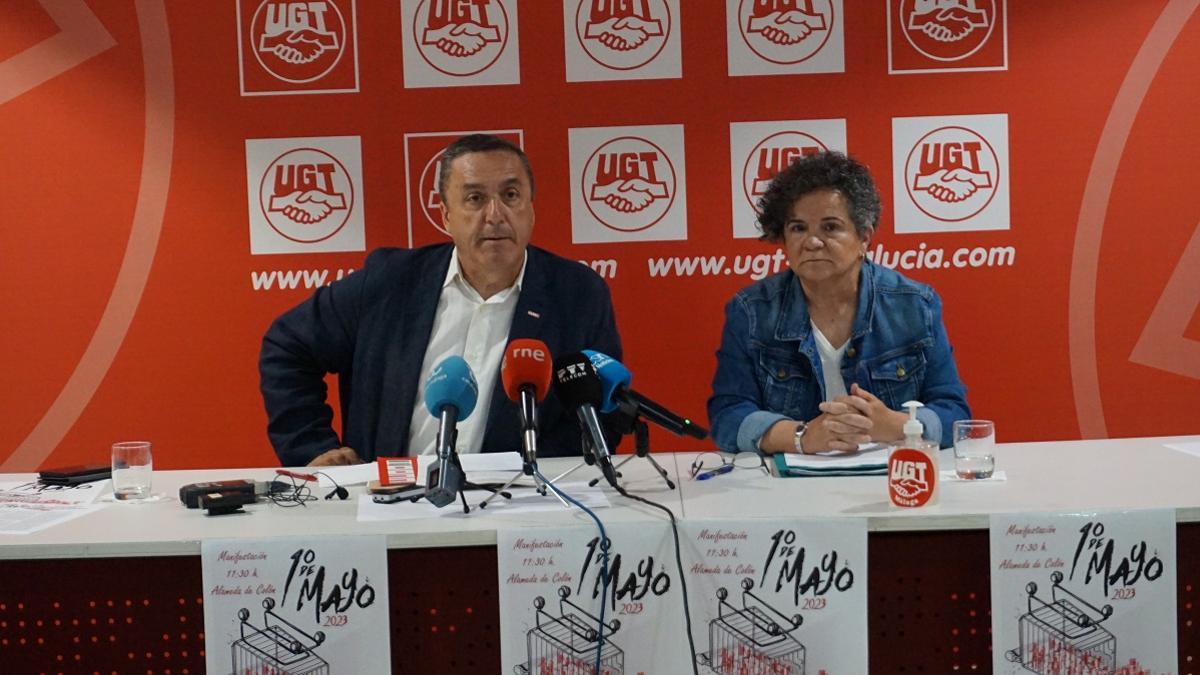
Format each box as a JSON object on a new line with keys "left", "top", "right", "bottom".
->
{"left": 2, "top": 0, "right": 1198, "bottom": 471}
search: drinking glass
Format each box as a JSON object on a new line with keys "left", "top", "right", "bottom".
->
{"left": 953, "top": 420, "right": 995, "bottom": 479}
{"left": 112, "top": 441, "right": 153, "bottom": 500}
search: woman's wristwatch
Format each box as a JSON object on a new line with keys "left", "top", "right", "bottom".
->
{"left": 792, "top": 420, "right": 808, "bottom": 454}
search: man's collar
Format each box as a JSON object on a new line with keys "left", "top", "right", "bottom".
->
{"left": 444, "top": 248, "right": 528, "bottom": 299}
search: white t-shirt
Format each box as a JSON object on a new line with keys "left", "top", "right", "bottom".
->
{"left": 406, "top": 251, "right": 526, "bottom": 455}
{"left": 811, "top": 321, "right": 848, "bottom": 401}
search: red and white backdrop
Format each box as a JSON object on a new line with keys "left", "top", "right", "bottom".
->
{"left": 2, "top": 0, "right": 1198, "bottom": 471}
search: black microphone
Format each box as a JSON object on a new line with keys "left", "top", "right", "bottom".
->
{"left": 585, "top": 351, "right": 709, "bottom": 439}
{"left": 422, "top": 356, "right": 478, "bottom": 508}
{"left": 552, "top": 353, "right": 619, "bottom": 488}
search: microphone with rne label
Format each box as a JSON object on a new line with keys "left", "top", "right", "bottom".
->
{"left": 501, "top": 339, "right": 552, "bottom": 475}
{"left": 583, "top": 350, "right": 709, "bottom": 439}
{"left": 552, "top": 353, "right": 619, "bottom": 488}
{"left": 423, "top": 356, "right": 478, "bottom": 508}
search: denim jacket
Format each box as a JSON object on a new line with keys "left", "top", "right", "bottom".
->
{"left": 707, "top": 261, "right": 970, "bottom": 453}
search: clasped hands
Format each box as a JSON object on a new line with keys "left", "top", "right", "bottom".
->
{"left": 803, "top": 384, "right": 907, "bottom": 454}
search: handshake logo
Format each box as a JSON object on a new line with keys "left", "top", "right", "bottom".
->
{"left": 415, "top": 0, "right": 507, "bottom": 75}
{"left": 249, "top": 0, "right": 348, "bottom": 84}
{"left": 892, "top": 114, "right": 1010, "bottom": 234}
{"left": 570, "top": 125, "right": 688, "bottom": 243}
{"left": 585, "top": 137, "right": 672, "bottom": 222}
{"left": 247, "top": 136, "right": 364, "bottom": 254}
{"left": 905, "top": 0, "right": 988, "bottom": 44}
{"left": 738, "top": 0, "right": 832, "bottom": 64}
{"left": 906, "top": 127, "right": 996, "bottom": 216}
{"left": 260, "top": 148, "right": 353, "bottom": 243}
{"left": 576, "top": 0, "right": 669, "bottom": 71}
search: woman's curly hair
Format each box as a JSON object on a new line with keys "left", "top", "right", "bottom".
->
{"left": 756, "top": 151, "right": 881, "bottom": 242}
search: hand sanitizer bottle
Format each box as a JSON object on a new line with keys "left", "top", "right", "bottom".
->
{"left": 888, "top": 401, "right": 939, "bottom": 508}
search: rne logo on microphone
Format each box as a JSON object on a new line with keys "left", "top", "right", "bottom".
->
{"left": 511, "top": 347, "right": 546, "bottom": 361}
{"left": 569, "top": 125, "right": 688, "bottom": 243}
{"left": 237, "top": 0, "right": 360, "bottom": 95}
{"left": 891, "top": 114, "right": 1009, "bottom": 233}
{"left": 887, "top": 0, "right": 1007, "bottom": 74}
{"left": 564, "top": 0, "right": 680, "bottom": 82}
{"left": 401, "top": 0, "right": 520, "bottom": 88}
{"left": 246, "top": 136, "right": 365, "bottom": 254}
{"left": 403, "top": 130, "right": 525, "bottom": 247}
{"left": 729, "top": 120, "right": 847, "bottom": 238}
{"left": 727, "top": 0, "right": 844, "bottom": 76}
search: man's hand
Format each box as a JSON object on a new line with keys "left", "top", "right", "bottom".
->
{"left": 829, "top": 384, "right": 907, "bottom": 443}
{"left": 308, "top": 446, "right": 363, "bottom": 466}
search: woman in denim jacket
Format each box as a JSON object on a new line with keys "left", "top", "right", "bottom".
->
{"left": 708, "top": 152, "right": 970, "bottom": 455}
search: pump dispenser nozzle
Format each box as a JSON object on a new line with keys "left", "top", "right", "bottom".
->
{"left": 901, "top": 400, "right": 925, "bottom": 445}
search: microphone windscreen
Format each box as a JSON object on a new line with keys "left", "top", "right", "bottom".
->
{"left": 583, "top": 350, "right": 631, "bottom": 414}
{"left": 424, "top": 356, "right": 479, "bottom": 419}
{"left": 502, "top": 339, "right": 553, "bottom": 402}
{"left": 552, "top": 353, "right": 603, "bottom": 411}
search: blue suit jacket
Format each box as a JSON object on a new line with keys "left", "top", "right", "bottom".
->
{"left": 260, "top": 244, "right": 623, "bottom": 465}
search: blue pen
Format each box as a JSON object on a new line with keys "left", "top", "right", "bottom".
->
{"left": 696, "top": 463, "right": 735, "bottom": 480}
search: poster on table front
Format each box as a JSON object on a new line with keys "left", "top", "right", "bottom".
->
{"left": 682, "top": 517, "right": 869, "bottom": 675}
{"left": 990, "top": 510, "right": 1176, "bottom": 674}
{"left": 497, "top": 521, "right": 691, "bottom": 673}
{"left": 201, "top": 535, "right": 389, "bottom": 675}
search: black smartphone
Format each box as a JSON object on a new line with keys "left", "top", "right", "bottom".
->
{"left": 38, "top": 463, "right": 112, "bottom": 486}
{"left": 371, "top": 486, "right": 426, "bottom": 504}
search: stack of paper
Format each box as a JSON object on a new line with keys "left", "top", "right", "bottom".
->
{"left": 775, "top": 444, "right": 890, "bottom": 477}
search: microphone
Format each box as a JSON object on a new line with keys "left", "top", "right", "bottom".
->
{"left": 422, "top": 356, "right": 478, "bottom": 508}
{"left": 583, "top": 350, "right": 709, "bottom": 439}
{"left": 501, "top": 339, "right": 552, "bottom": 475}
{"left": 552, "top": 353, "right": 619, "bottom": 488}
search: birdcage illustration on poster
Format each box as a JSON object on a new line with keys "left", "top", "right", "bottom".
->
{"left": 1005, "top": 571, "right": 1116, "bottom": 674}
{"left": 231, "top": 597, "right": 329, "bottom": 675}
{"left": 514, "top": 585, "right": 624, "bottom": 675}
{"left": 698, "top": 578, "right": 806, "bottom": 675}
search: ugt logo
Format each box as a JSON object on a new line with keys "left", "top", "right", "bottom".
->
{"left": 904, "top": 126, "right": 998, "bottom": 222}
{"left": 414, "top": 0, "right": 508, "bottom": 76}
{"left": 575, "top": 0, "right": 671, "bottom": 71}
{"left": 737, "top": 0, "right": 833, "bottom": 65}
{"left": 742, "top": 131, "right": 827, "bottom": 212}
{"left": 888, "top": 449, "right": 934, "bottom": 508}
{"left": 901, "top": 0, "right": 994, "bottom": 60}
{"left": 259, "top": 148, "right": 354, "bottom": 243}
{"left": 247, "top": 0, "right": 349, "bottom": 84}
{"left": 582, "top": 136, "right": 675, "bottom": 232}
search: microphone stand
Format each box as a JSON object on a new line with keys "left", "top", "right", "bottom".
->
{"left": 587, "top": 412, "right": 676, "bottom": 490}
{"left": 424, "top": 427, "right": 515, "bottom": 514}
{"left": 545, "top": 430, "right": 602, "bottom": 485}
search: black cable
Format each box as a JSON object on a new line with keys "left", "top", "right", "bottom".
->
{"left": 266, "top": 475, "right": 317, "bottom": 507}
{"left": 614, "top": 485, "right": 699, "bottom": 675}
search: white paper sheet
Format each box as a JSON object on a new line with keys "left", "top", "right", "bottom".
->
{"left": 313, "top": 463, "right": 378, "bottom": 488}
{"left": 783, "top": 443, "right": 890, "bottom": 469}
{"left": 0, "top": 480, "right": 109, "bottom": 534}
{"left": 202, "top": 535, "right": 390, "bottom": 674}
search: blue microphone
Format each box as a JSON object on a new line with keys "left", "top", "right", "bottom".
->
{"left": 583, "top": 350, "right": 709, "bottom": 439}
{"left": 423, "top": 356, "right": 478, "bottom": 508}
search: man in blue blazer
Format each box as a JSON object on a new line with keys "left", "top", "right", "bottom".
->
{"left": 259, "top": 135, "right": 622, "bottom": 466}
